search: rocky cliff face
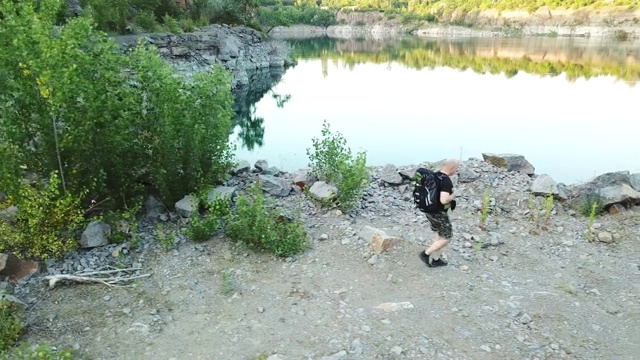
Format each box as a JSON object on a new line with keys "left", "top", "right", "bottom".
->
{"left": 271, "top": 7, "right": 640, "bottom": 40}
{"left": 115, "top": 24, "right": 294, "bottom": 89}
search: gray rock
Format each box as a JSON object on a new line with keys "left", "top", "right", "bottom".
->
{"left": 351, "top": 338, "right": 363, "bottom": 355}
{"left": 170, "top": 46, "right": 189, "bottom": 56}
{"left": 398, "top": 167, "right": 419, "bottom": 180}
{"left": 379, "top": 164, "right": 403, "bottom": 185}
{"left": 458, "top": 166, "right": 479, "bottom": 183}
{"left": 308, "top": 181, "right": 337, "bottom": 202}
{"left": 231, "top": 160, "right": 251, "bottom": 175}
{"left": 80, "top": 221, "right": 112, "bottom": 248}
{"left": 263, "top": 166, "right": 280, "bottom": 176}
{"left": 143, "top": 196, "right": 167, "bottom": 221}
{"left": 175, "top": 195, "right": 198, "bottom": 218}
{"left": 531, "top": 174, "right": 566, "bottom": 199}
{"left": 293, "top": 169, "right": 312, "bottom": 189}
{"left": 0, "top": 206, "right": 18, "bottom": 223}
{"left": 321, "top": 351, "right": 347, "bottom": 360}
{"left": 590, "top": 171, "right": 630, "bottom": 187}
{"left": 254, "top": 160, "right": 268, "bottom": 172}
{"left": 630, "top": 173, "right": 640, "bottom": 191}
{"left": 207, "top": 186, "right": 236, "bottom": 203}
{"left": 258, "top": 175, "right": 290, "bottom": 197}
{"left": 482, "top": 153, "right": 535, "bottom": 175}
{"left": 597, "top": 184, "right": 640, "bottom": 207}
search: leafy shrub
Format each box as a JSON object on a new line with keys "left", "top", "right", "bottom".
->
{"left": 0, "top": 300, "right": 24, "bottom": 352}
{"left": 162, "top": 14, "right": 182, "bottom": 33}
{"left": 1, "top": 342, "right": 76, "bottom": 360}
{"left": 0, "top": 172, "right": 85, "bottom": 260}
{"left": 223, "top": 185, "right": 308, "bottom": 257}
{"left": 0, "top": 0, "right": 235, "bottom": 212}
{"left": 181, "top": 18, "right": 196, "bottom": 32}
{"left": 186, "top": 196, "right": 231, "bottom": 243}
{"left": 580, "top": 193, "right": 605, "bottom": 217}
{"left": 306, "top": 120, "right": 369, "bottom": 211}
{"left": 136, "top": 10, "right": 162, "bottom": 32}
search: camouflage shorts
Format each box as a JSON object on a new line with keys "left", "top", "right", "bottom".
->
{"left": 425, "top": 212, "right": 453, "bottom": 239}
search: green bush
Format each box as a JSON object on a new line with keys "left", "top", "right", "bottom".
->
{"left": 0, "top": 0, "right": 235, "bottom": 211}
{"left": 186, "top": 195, "right": 232, "bottom": 242}
{"left": 580, "top": 193, "right": 605, "bottom": 217}
{"left": 135, "top": 10, "right": 162, "bottom": 32}
{"left": 0, "top": 172, "right": 85, "bottom": 260}
{"left": 0, "top": 342, "right": 76, "bottom": 360}
{"left": 162, "top": 14, "right": 182, "bottom": 33}
{"left": 223, "top": 185, "right": 308, "bottom": 257}
{"left": 0, "top": 300, "right": 24, "bottom": 352}
{"left": 306, "top": 120, "right": 369, "bottom": 211}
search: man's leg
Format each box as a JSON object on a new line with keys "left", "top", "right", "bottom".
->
{"left": 422, "top": 212, "right": 453, "bottom": 266}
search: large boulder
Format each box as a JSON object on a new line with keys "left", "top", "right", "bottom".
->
{"left": 308, "top": 181, "right": 337, "bottom": 202}
{"left": 175, "top": 195, "right": 198, "bottom": 218}
{"left": 207, "top": 186, "right": 237, "bottom": 203}
{"left": 258, "top": 175, "right": 291, "bottom": 197}
{"left": 567, "top": 170, "right": 636, "bottom": 208}
{"left": 531, "top": 174, "right": 567, "bottom": 200}
{"left": 80, "top": 221, "right": 111, "bottom": 248}
{"left": 457, "top": 166, "right": 479, "bottom": 183}
{"left": 597, "top": 184, "right": 640, "bottom": 208}
{"left": 379, "top": 164, "right": 403, "bottom": 186}
{"left": 630, "top": 173, "right": 640, "bottom": 191}
{"left": 231, "top": 160, "right": 251, "bottom": 175}
{"left": 482, "top": 153, "right": 535, "bottom": 175}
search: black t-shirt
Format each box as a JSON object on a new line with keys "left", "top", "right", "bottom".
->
{"left": 436, "top": 171, "right": 453, "bottom": 211}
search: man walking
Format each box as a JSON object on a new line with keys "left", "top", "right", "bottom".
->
{"left": 419, "top": 158, "right": 458, "bottom": 268}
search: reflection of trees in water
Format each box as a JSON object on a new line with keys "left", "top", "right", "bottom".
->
{"left": 289, "top": 37, "right": 640, "bottom": 83}
{"left": 236, "top": 109, "right": 265, "bottom": 151}
{"left": 231, "top": 68, "right": 292, "bottom": 150}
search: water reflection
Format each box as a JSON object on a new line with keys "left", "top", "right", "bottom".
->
{"left": 232, "top": 37, "right": 640, "bottom": 183}
{"left": 289, "top": 36, "right": 640, "bottom": 84}
{"left": 231, "top": 67, "right": 291, "bottom": 150}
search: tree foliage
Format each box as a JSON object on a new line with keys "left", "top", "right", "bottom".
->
{"left": 0, "top": 0, "right": 235, "bottom": 213}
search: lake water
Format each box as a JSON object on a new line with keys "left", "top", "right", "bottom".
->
{"left": 233, "top": 36, "right": 640, "bottom": 185}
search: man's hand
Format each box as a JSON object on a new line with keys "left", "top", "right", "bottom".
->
{"left": 450, "top": 200, "right": 457, "bottom": 210}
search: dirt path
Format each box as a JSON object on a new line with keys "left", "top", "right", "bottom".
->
{"left": 23, "top": 200, "right": 640, "bottom": 360}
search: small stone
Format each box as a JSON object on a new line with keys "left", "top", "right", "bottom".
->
{"left": 460, "top": 265, "right": 469, "bottom": 272}
{"left": 550, "top": 343, "right": 560, "bottom": 350}
{"left": 319, "top": 234, "right": 329, "bottom": 241}
{"left": 597, "top": 231, "right": 614, "bottom": 243}
{"left": 103, "top": 295, "right": 111, "bottom": 301}
{"left": 520, "top": 313, "right": 532, "bottom": 324}
{"left": 390, "top": 346, "right": 403, "bottom": 355}
{"left": 480, "top": 345, "right": 492, "bottom": 352}
{"left": 122, "top": 307, "right": 132, "bottom": 315}
{"left": 258, "top": 306, "right": 265, "bottom": 313}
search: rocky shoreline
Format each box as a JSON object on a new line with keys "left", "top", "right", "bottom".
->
{"left": 4, "top": 153, "right": 639, "bottom": 286}
{"left": 2, "top": 153, "right": 639, "bottom": 358}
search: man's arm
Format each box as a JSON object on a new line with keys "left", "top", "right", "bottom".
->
{"left": 440, "top": 190, "right": 454, "bottom": 205}
{"left": 439, "top": 177, "right": 454, "bottom": 204}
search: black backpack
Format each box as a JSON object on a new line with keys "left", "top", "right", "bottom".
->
{"left": 412, "top": 168, "right": 442, "bottom": 213}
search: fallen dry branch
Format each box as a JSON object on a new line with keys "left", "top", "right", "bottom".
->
{"left": 43, "top": 267, "right": 151, "bottom": 289}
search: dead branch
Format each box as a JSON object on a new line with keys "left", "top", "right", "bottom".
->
{"left": 43, "top": 267, "right": 151, "bottom": 289}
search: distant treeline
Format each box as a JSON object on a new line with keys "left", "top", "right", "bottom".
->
{"left": 289, "top": 38, "right": 640, "bottom": 83}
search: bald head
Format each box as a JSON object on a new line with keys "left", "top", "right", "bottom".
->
{"left": 440, "top": 158, "right": 459, "bottom": 176}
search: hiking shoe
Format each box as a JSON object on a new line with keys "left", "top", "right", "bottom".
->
{"left": 419, "top": 251, "right": 433, "bottom": 267}
{"left": 430, "top": 258, "right": 448, "bottom": 267}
